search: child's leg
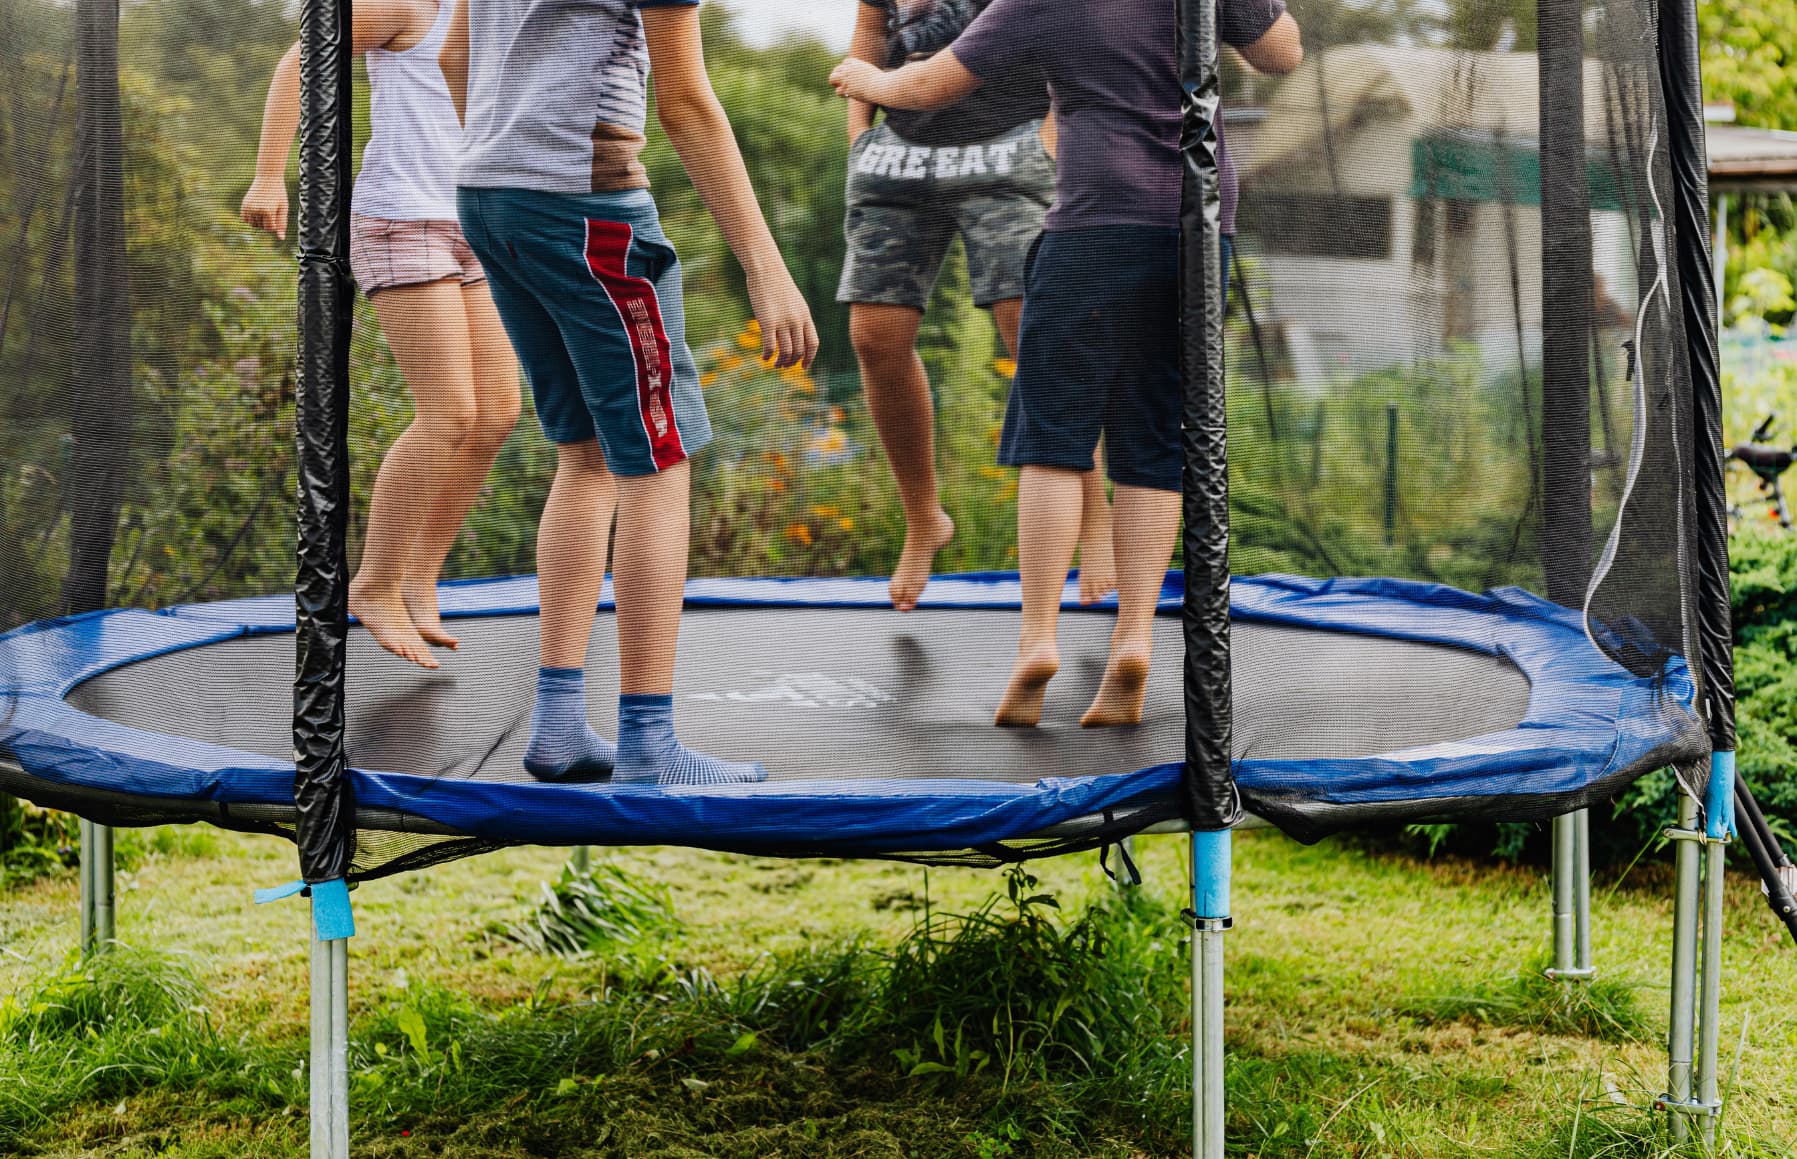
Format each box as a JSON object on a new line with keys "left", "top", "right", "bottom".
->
{"left": 993, "top": 297, "right": 1115, "bottom": 606}
{"left": 1081, "top": 485, "right": 1180, "bottom": 728}
{"left": 850, "top": 303, "right": 955, "bottom": 612}
{"left": 401, "top": 281, "right": 523, "bottom": 649}
{"left": 524, "top": 438, "right": 619, "bottom": 780}
{"left": 353, "top": 279, "right": 479, "bottom": 668}
{"left": 995, "top": 465, "right": 1085, "bottom": 726}
{"left": 609, "top": 460, "right": 763, "bottom": 785}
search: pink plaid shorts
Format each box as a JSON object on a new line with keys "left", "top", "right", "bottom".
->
{"left": 349, "top": 214, "right": 487, "bottom": 294}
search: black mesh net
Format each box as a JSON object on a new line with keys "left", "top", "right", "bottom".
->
{"left": 0, "top": 0, "right": 1714, "bottom": 881}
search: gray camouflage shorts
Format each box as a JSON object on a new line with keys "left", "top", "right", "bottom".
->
{"left": 836, "top": 119, "right": 1053, "bottom": 310}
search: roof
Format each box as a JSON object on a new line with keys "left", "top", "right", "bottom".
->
{"left": 1245, "top": 44, "right": 1797, "bottom": 194}
{"left": 1246, "top": 45, "right": 1621, "bottom": 179}
{"left": 1706, "top": 122, "right": 1797, "bottom": 191}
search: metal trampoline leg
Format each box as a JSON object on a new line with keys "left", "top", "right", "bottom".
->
{"left": 1698, "top": 838, "right": 1726, "bottom": 1149}
{"left": 1191, "top": 830, "right": 1231, "bottom": 1159}
{"left": 1665, "top": 792, "right": 1701, "bottom": 1144}
{"left": 1549, "top": 811, "right": 1595, "bottom": 981}
{"left": 79, "top": 820, "right": 115, "bottom": 957}
{"left": 310, "top": 907, "right": 351, "bottom": 1159}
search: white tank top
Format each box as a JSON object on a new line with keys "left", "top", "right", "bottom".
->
{"left": 352, "top": 0, "right": 462, "bottom": 221}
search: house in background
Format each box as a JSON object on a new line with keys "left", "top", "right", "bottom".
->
{"left": 1228, "top": 45, "right": 1645, "bottom": 386}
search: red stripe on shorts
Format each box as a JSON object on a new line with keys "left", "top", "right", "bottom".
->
{"left": 582, "top": 219, "right": 686, "bottom": 470}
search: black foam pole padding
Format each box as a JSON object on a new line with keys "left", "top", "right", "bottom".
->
{"left": 293, "top": 0, "right": 356, "bottom": 884}
{"left": 1657, "top": 0, "right": 1735, "bottom": 751}
{"left": 63, "top": 0, "right": 133, "bottom": 617}
{"left": 1536, "top": 0, "right": 1593, "bottom": 608}
{"left": 1732, "top": 782, "right": 1797, "bottom": 946}
{"left": 1178, "top": 0, "right": 1241, "bottom": 830}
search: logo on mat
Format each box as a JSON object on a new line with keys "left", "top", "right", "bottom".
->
{"left": 689, "top": 671, "right": 895, "bottom": 710}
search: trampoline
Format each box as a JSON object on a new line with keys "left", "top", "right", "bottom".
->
{"left": 0, "top": 572, "right": 1705, "bottom": 872}
{"left": 2, "top": 0, "right": 1787, "bottom": 1153}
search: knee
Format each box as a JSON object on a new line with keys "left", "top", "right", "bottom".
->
{"left": 472, "top": 394, "right": 522, "bottom": 452}
{"left": 415, "top": 398, "right": 481, "bottom": 449}
{"left": 849, "top": 316, "right": 918, "bottom": 379}
{"left": 557, "top": 438, "right": 612, "bottom": 480}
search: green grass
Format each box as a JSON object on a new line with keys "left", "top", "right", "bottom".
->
{"left": 1, "top": 829, "right": 1794, "bottom": 1157}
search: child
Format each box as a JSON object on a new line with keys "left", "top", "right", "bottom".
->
{"left": 441, "top": 0, "right": 818, "bottom": 783}
{"left": 840, "top": 1, "right": 1116, "bottom": 612}
{"left": 832, "top": 0, "right": 1297, "bottom": 728}
{"left": 243, "top": 0, "right": 523, "bottom": 670}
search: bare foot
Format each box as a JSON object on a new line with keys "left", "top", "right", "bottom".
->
{"left": 1081, "top": 640, "right": 1153, "bottom": 727}
{"left": 1077, "top": 531, "right": 1117, "bottom": 605}
{"left": 995, "top": 644, "right": 1060, "bottom": 727}
{"left": 890, "top": 510, "right": 955, "bottom": 612}
{"left": 403, "top": 581, "right": 460, "bottom": 651}
{"left": 350, "top": 581, "right": 440, "bottom": 669}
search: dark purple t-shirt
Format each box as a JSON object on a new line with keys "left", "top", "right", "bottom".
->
{"left": 950, "top": 0, "right": 1284, "bottom": 233}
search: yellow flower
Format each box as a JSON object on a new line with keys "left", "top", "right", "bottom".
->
{"left": 699, "top": 372, "right": 719, "bottom": 389}
{"left": 811, "top": 505, "right": 841, "bottom": 519}
{"left": 838, "top": 517, "right": 855, "bottom": 532}
{"left": 980, "top": 466, "right": 1010, "bottom": 481}
{"left": 993, "top": 358, "right": 1018, "bottom": 378}
{"left": 785, "top": 523, "right": 813, "bottom": 546}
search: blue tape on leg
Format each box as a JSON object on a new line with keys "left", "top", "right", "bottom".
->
{"left": 1706, "top": 750, "right": 1736, "bottom": 841}
{"left": 309, "top": 879, "right": 356, "bottom": 942}
{"left": 1192, "top": 829, "right": 1233, "bottom": 920}
{"left": 254, "top": 880, "right": 307, "bottom": 905}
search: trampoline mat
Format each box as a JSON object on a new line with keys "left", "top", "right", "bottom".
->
{"left": 66, "top": 607, "right": 1534, "bottom": 785}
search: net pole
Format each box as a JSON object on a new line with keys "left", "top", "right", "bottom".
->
{"left": 1537, "top": 0, "right": 1599, "bottom": 992}
{"left": 293, "top": 0, "right": 356, "bottom": 893}
{"left": 1178, "top": 0, "right": 1234, "bottom": 1150}
{"left": 69, "top": 0, "right": 132, "bottom": 957}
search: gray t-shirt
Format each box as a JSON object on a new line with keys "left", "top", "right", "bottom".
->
{"left": 458, "top": 0, "right": 697, "bottom": 193}
{"left": 861, "top": 0, "right": 1048, "bottom": 146}
{"left": 950, "top": 0, "right": 1285, "bottom": 233}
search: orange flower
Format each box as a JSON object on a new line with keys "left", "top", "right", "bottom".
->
{"left": 699, "top": 372, "right": 719, "bottom": 389}
{"left": 993, "top": 358, "right": 1018, "bottom": 378}
{"left": 838, "top": 517, "right": 855, "bottom": 532}
{"left": 785, "top": 523, "right": 813, "bottom": 546}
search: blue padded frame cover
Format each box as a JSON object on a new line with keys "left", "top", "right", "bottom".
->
{"left": 0, "top": 574, "right": 1699, "bottom": 854}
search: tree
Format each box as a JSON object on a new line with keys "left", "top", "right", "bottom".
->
{"left": 1700, "top": 0, "right": 1797, "bottom": 131}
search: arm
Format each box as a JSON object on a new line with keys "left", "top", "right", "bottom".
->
{"left": 845, "top": 2, "right": 887, "bottom": 145}
{"left": 240, "top": 43, "right": 301, "bottom": 238}
{"left": 240, "top": 0, "right": 425, "bottom": 238}
{"left": 644, "top": 7, "right": 818, "bottom": 369}
{"left": 829, "top": 48, "right": 981, "bottom": 113}
{"left": 441, "top": 0, "right": 469, "bottom": 124}
{"left": 1236, "top": 12, "right": 1302, "bottom": 75}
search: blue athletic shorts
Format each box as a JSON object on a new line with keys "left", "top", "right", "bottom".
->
{"left": 998, "top": 225, "right": 1185, "bottom": 493}
{"left": 457, "top": 187, "right": 711, "bottom": 475}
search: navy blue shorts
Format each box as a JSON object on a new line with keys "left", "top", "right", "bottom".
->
{"left": 457, "top": 187, "right": 710, "bottom": 475}
{"left": 998, "top": 226, "right": 1186, "bottom": 493}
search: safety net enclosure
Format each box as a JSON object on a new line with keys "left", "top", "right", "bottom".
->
{"left": 0, "top": 0, "right": 1729, "bottom": 881}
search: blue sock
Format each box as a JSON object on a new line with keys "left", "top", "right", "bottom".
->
{"left": 523, "top": 668, "right": 617, "bottom": 782}
{"left": 614, "top": 693, "right": 767, "bottom": 786}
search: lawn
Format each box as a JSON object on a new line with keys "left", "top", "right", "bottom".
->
{"left": 0, "top": 826, "right": 1793, "bottom": 1157}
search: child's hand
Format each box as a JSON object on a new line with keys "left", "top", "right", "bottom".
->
{"left": 830, "top": 58, "right": 886, "bottom": 104}
{"left": 745, "top": 267, "right": 820, "bottom": 371}
{"left": 240, "top": 179, "right": 290, "bottom": 240}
